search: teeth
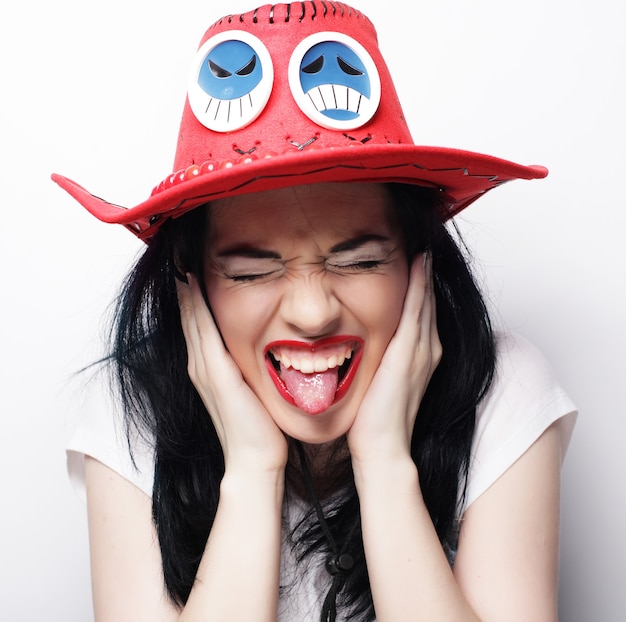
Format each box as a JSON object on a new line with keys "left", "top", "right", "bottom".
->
{"left": 271, "top": 343, "right": 354, "bottom": 374}
{"left": 314, "top": 356, "right": 330, "bottom": 372}
{"left": 300, "top": 359, "right": 315, "bottom": 374}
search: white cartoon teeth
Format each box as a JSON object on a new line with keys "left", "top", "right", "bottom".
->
{"left": 305, "top": 84, "right": 365, "bottom": 116}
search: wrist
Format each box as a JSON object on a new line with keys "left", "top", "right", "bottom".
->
{"left": 220, "top": 468, "right": 285, "bottom": 506}
{"left": 352, "top": 454, "right": 420, "bottom": 498}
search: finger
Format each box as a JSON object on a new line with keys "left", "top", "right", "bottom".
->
{"left": 407, "top": 252, "right": 428, "bottom": 311}
{"left": 186, "top": 273, "right": 221, "bottom": 350}
{"left": 424, "top": 253, "right": 443, "bottom": 363}
{"left": 393, "top": 253, "right": 427, "bottom": 341}
{"left": 177, "top": 275, "right": 228, "bottom": 433}
{"left": 186, "top": 274, "right": 253, "bottom": 391}
{"left": 175, "top": 274, "right": 202, "bottom": 360}
{"left": 394, "top": 253, "right": 441, "bottom": 368}
{"left": 417, "top": 253, "right": 433, "bottom": 348}
{"left": 175, "top": 273, "right": 194, "bottom": 326}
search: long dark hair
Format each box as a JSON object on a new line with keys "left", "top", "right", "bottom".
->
{"left": 108, "top": 183, "right": 495, "bottom": 620}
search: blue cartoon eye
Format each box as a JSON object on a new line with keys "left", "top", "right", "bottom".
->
{"left": 299, "top": 42, "right": 370, "bottom": 122}
{"left": 199, "top": 40, "right": 263, "bottom": 100}
{"left": 188, "top": 32, "right": 273, "bottom": 132}
{"left": 289, "top": 33, "right": 381, "bottom": 130}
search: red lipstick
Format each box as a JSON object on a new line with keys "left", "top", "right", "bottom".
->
{"left": 264, "top": 336, "right": 363, "bottom": 414}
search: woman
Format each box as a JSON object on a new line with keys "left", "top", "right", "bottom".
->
{"left": 54, "top": 3, "right": 576, "bottom": 621}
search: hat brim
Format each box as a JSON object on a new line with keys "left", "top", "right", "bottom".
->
{"left": 52, "top": 144, "right": 547, "bottom": 241}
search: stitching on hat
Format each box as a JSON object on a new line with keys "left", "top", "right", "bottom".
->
{"left": 227, "top": 3, "right": 364, "bottom": 26}
{"left": 344, "top": 133, "right": 372, "bottom": 144}
{"left": 289, "top": 137, "right": 319, "bottom": 150}
{"left": 233, "top": 145, "right": 259, "bottom": 156}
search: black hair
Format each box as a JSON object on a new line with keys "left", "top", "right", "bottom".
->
{"left": 108, "top": 183, "right": 495, "bottom": 620}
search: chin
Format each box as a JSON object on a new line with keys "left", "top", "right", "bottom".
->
{"left": 270, "top": 398, "right": 358, "bottom": 446}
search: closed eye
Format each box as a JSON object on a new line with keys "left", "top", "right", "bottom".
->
{"left": 227, "top": 270, "right": 281, "bottom": 283}
{"left": 326, "top": 235, "right": 395, "bottom": 273}
{"left": 216, "top": 255, "right": 284, "bottom": 284}
{"left": 326, "top": 259, "right": 385, "bottom": 273}
{"left": 214, "top": 246, "right": 283, "bottom": 284}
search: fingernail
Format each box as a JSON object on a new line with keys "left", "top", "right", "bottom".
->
{"left": 174, "top": 269, "right": 188, "bottom": 283}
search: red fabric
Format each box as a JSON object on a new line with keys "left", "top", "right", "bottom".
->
{"left": 51, "top": 2, "right": 547, "bottom": 242}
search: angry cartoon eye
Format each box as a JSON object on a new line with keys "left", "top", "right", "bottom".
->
{"left": 204, "top": 44, "right": 259, "bottom": 84}
{"left": 289, "top": 32, "right": 381, "bottom": 131}
{"left": 188, "top": 31, "right": 273, "bottom": 132}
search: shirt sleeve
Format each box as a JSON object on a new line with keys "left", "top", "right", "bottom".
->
{"left": 65, "top": 375, "right": 155, "bottom": 502}
{"left": 462, "top": 331, "right": 577, "bottom": 512}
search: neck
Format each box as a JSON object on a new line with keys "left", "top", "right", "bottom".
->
{"left": 286, "top": 437, "right": 351, "bottom": 501}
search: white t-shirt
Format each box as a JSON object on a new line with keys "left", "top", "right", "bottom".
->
{"left": 66, "top": 331, "right": 577, "bottom": 620}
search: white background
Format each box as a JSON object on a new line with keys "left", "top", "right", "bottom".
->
{"left": 1, "top": 0, "right": 624, "bottom": 619}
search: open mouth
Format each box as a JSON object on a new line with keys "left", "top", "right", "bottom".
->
{"left": 264, "top": 337, "right": 363, "bottom": 415}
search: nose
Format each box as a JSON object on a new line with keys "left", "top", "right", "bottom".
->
{"left": 279, "top": 271, "right": 341, "bottom": 338}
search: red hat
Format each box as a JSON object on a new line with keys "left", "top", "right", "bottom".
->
{"left": 52, "top": 1, "right": 547, "bottom": 242}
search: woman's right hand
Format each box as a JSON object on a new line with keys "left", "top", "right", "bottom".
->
{"left": 176, "top": 274, "right": 288, "bottom": 475}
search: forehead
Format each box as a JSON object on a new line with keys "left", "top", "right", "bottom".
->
{"left": 207, "top": 183, "right": 398, "bottom": 247}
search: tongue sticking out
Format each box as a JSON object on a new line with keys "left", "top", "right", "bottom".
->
{"left": 280, "top": 363, "right": 339, "bottom": 415}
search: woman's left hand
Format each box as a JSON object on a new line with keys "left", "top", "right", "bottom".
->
{"left": 347, "top": 253, "right": 442, "bottom": 466}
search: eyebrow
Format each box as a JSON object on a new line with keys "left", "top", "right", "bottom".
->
{"left": 215, "top": 245, "right": 281, "bottom": 260}
{"left": 329, "top": 234, "right": 391, "bottom": 254}
{"left": 215, "top": 234, "right": 391, "bottom": 259}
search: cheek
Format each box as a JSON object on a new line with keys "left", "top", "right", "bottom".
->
{"left": 339, "top": 270, "right": 409, "bottom": 361}
{"left": 204, "top": 282, "right": 248, "bottom": 363}
{"left": 370, "top": 291, "right": 405, "bottom": 355}
{"left": 354, "top": 271, "right": 408, "bottom": 332}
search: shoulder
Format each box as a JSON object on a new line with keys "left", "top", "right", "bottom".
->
{"left": 493, "top": 331, "right": 565, "bottom": 397}
{"left": 463, "top": 331, "right": 577, "bottom": 510}
{"left": 485, "top": 331, "right": 576, "bottom": 425}
{"left": 66, "top": 372, "right": 156, "bottom": 502}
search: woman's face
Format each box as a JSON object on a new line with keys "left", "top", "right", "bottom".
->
{"left": 204, "top": 183, "right": 410, "bottom": 444}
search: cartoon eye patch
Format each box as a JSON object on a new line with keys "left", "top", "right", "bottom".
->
{"left": 199, "top": 40, "right": 261, "bottom": 97}
{"left": 188, "top": 31, "right": 273, "bottom": 132}
{"left": 299, "top": 41, "right": 370, "bottom": 121}
{"left": 188, "top": 30, "right": 380, "bottom": 134}
{"left": 289, "top": 32, "right": 381, "bottom": 130}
